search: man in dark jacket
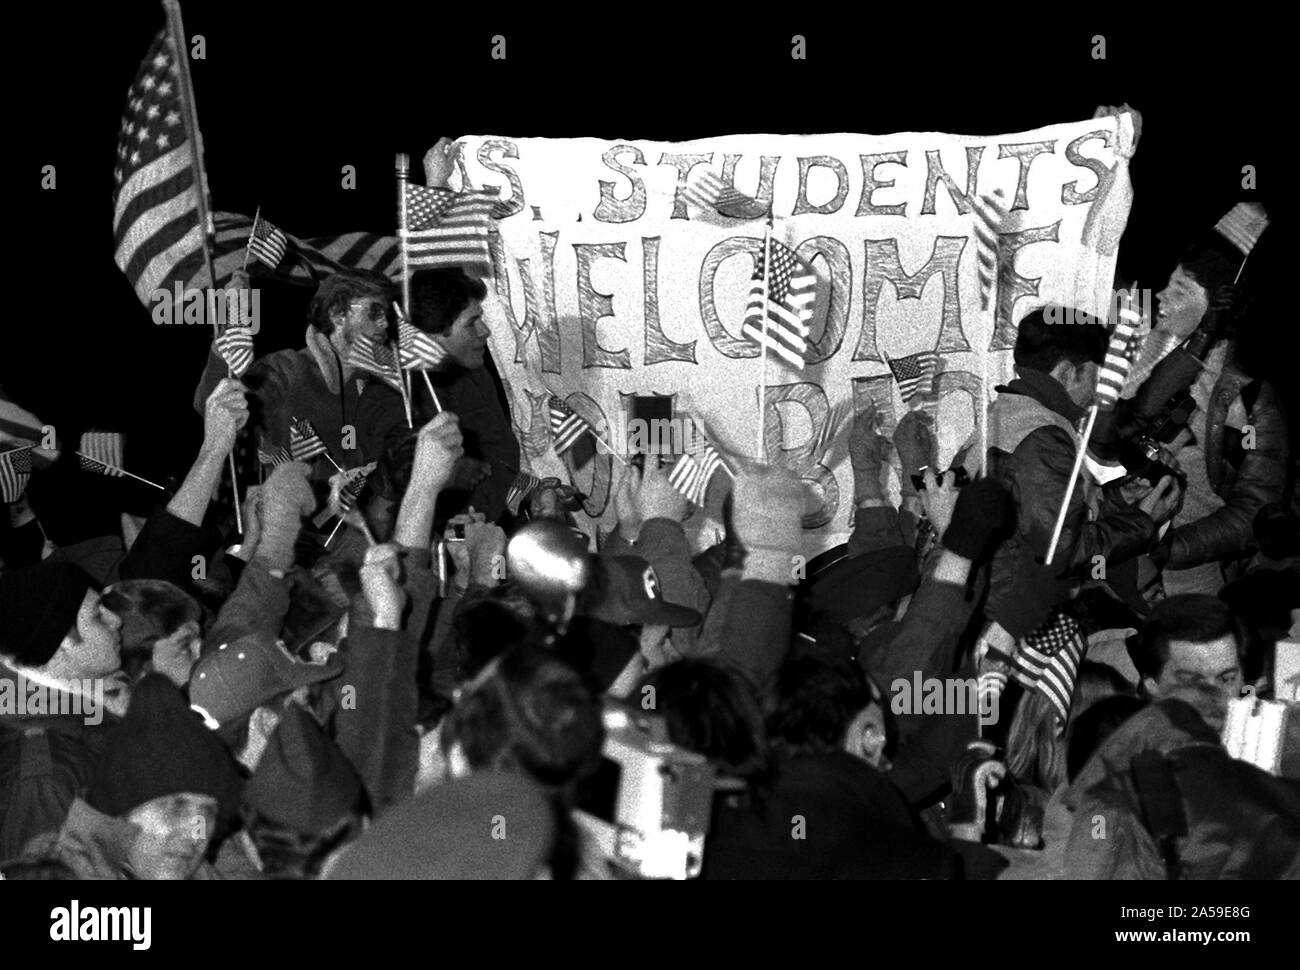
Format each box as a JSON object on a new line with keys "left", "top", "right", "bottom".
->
{"left": 355, "top": 268, "right": 519, "bottom": 523}
{"left": 983, "top": 307, "right": 1183, "bottom": 642}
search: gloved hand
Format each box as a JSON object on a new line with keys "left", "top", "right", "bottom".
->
{"left": 253, "top": 461, "right": 316, "bottom": 571}
{"left": 940, "top": 477, "right": 1013, "bottom": 560}
{"left": 893, "top": 410, "right": 937, "bottom": 499}
{"left": 849, "top": 399, "right": 893, "bottom": 505}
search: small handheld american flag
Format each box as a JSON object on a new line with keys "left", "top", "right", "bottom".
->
{"left": 214, "top": 327, "right": 255, "bottom": 377}
{"left": 741, "top": 238, "right": 816, "bottom": 370}
{"left": 886, "top": 352, "right": 940, "bottom": 408}
{"left": 397, "top": 320, "right": 449, "bottom": 371}
{"left": 667, "top": 435, "right": 730, "bottom": 507}
{"left": 248, "top": 215, "right": 288, "bottom": 269}
{"left": 289, "top": 417, "right": 329, "bottom": 463}
{"left": 347, "top": 333, "right": 404, "bottom": 393}
{"left": 1007, "top": 611, "right": 1085, "bottom": 733}
{"left": 549, "top": 396, "right": 592, "bottom": 456}
{"left": 257, "top": 445, "right": 292, "bottom": 468}
{"left": 505, "top": 470, "right": 543, "bottom": 516}
{"left": 1094, "top": 291, "right": 1143, "bottom": 410}
{"left": 0, "top": 446, "right": 34, "bottom": 503}
{"left": 78, "top": 432, "right": 125, "bottom": 477}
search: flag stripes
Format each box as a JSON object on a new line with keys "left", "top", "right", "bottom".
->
{"left": 1007, "top": 612, "right": 1086, "bottom": 731}
{"left": 248, "top": 215, "right": 288, "bottom": 268}
{"left": 1095, "top": 293, "right": 1143, "bottom": 409}
{"left": 971, "top": 190, "right": 1009, "bottom": 312}
{"left": 740, "top": 239, "right": 816, "bottom": 369}
{"left": 214, "top": 327, "right": 255, "bottom": 377}
{"left": 549, "top": 397, "right": 591, "bottom": 456}
{"left": 404, "top": 184, "right": 500, "bottom": 274}
{"left": 886, "top": 352, "right": 940, "bottom": 406}
{"left": 289, "top": 418, "right": 329, "bottom": 463}
{"left": 0, "top": 447, "right": 34, "bottom": 503}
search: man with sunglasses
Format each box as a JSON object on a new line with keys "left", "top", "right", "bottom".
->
{"left": 194, "top": 270, "right": 397, "bottom": 480}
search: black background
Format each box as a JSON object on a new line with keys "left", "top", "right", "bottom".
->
{"left": 8, "top": 6, "right": 1286, "bottom": 491}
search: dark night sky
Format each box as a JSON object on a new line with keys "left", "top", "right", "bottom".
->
{"left": 9, "top": 7, "right": 1285, "bottom": 490}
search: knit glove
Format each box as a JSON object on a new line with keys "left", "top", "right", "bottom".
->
{"left": 893, "top": 410, "right": 937, "bottom": 499}
{"left": 940, "top": 477, "right": 1013, "bottom": 560}
{"left": 732, "top": 461, "right": 804, "bottom": 586}
{"left": 253, "top": 461, "right": 316, "bottom": 571}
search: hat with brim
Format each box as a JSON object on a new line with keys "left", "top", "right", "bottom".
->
{"left": 579, "top": 555, "right": 701, "bottom": 628}
{"left": 190, "top": 632, "right": 344, "bottom": 733}
{"left": 804, "top": 546, "right": 918, "bottom": 627}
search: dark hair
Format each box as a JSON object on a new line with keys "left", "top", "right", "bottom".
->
{"left": 1127, "top": 594, "right": 1248, "bottom": 683}
{"left": 307, "top": 270, "right": 396, "bottom": 336}
{"left": 101, "top": 579, "right": 203, "bottom": 681}
{"left": 768, "top": 652, "right": 873, "bottom": 757}
{"left": 1065, "top": 695, "right": 1147, "bottom": 782}
{"left": 1177, "top": 239, "right": 1240, "bottom": 294}
{"left": 452, "top": 584, "right": 538, "bottom": 681}
{"left": 638, "top": 659, "right": 769, "bottom": 780}
{"left": 1013, "top": 306, "right": 1109, "bottom": 373}
{"left": 409, "top": 268, "right": 487, "bottom": 335}
{"left": 442, "top": 646, "right": 604, "bottom": 798}
{"left": 242, "top": 808, "right": 364, "bottom": 880}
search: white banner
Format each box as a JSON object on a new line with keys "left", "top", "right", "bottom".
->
{"left": 455, "top": 114, "right": 1136, "bottom": 555}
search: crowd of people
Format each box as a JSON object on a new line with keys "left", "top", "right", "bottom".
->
{"left": 1, "top": 196, "right": 1298, "bottom": 880}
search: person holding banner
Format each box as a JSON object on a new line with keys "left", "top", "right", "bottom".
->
{"left": 356, "top": 267, "right": 519, "bottom": 523}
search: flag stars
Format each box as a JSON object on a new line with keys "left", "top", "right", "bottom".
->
{"left": 164, "top": 111, "right": 180, "bottom": 126}
{"left": 155, "top": 133, "right": 169, "bottom": 149}
{"left": 146, "top": 105, "right": 160, "bottom": 120}
{"left": 142, "top": 75, "right": 156, "bottom": 91}
{"left": 135, "top": 127, "right": 150, "bottom": 143}
{"left": 130, "top": 150, "right": 141, "bottom": 165}
{"left": 152, "top": 52, "right": 167, "bottom": 70}
{"left": 157, "top": 80, "right": 172, "bottom": 96}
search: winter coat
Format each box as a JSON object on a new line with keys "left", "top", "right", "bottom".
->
{"left": 984, "top": 369, "right": 1157, "bottom": 628}
{"left": 1162, "top": 353, "right": 1289, "bottom": 571}
{"left": 1063, "top": 699, "right": 1300, "bottom": 879}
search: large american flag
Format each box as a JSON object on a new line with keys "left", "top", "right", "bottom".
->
{"left": 741, "top": 239, "right": 817, "bottom": 369}
{"left": 111, "top": 28, "right": 201, "bottom": 309}
{"left": 248, "top": 214, "right": 288, "bottom": 269}
{"left": 403, "top": 184, "right": 500, "bottom": 275}
{"left": 0, "top": 447, "right": 33, "bottom": 503}
{"left": 549, "top": 397, "right": 591, "bottom": 456}
{"left": 886, "top": 351, "right": 940, "bottom": 407}
{"left": 1008, "top": 611, "right": 1086, "bottom": 732}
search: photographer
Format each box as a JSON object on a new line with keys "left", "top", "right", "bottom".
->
{"left": 1136, "top": 231, "right": 1289, "bottom": 594}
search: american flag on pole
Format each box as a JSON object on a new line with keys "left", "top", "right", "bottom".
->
{"left": 1007, "top": 611, "right": 1086, "bottom": 732}
{"left": 682, "top": 169, "right": 760, "bottom": 220}
{"left": 1214, "top": 202, "right": 1269, "bottom": 257}
{"left": 289, "top": 418, "right": 328, "bottom": 463}
{"left": 403, "top": 184, "right": 500, "bottom": 275}
{"left": 505, "top": 471, "right": 542, "bottom": 516}
{"left": 549, "top": 397, "right": 592, "bottom": 456}
{"left": 886, "top": 352, "right": 940, "bottom": 407}
{"left": 247, "top": 214, "right": 288, "bottom": 269}
{"left": 347, "top": 333, "right": 404, "bottom": 392}
{"left": 111, "top": 27, "right": 202, "bottom": 308}
{"left": 397, "top": 320, "right": 449, "bottom": 371}
{"left": 668, "top": 435, "right": 730, "bottom": 507}
{"left": 0, "top": 447, "right": 34, "bottom": 503}
{"left": 214, "top": 327, "right": 255, "bottom": 377}
{"left": 257, "top": 446, "right": 292, "bottom": 468}
{"left": 740, "top": 240, "right": 816, "bottom": 369}
{"left": 78, "top": 432, "right": 125, "bottom": 476}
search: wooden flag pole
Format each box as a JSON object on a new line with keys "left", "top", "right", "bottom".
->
{"left": 756, "top": 217, "right": 774, "bottom": 461}
{"left": 164, "top": 0, "right": 241, "bottom": 534}
{"left": 396, "top": 155, "right": 415, "bottom": 429}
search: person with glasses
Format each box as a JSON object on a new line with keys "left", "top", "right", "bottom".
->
{"left": 194, "top": 269, "right": 398, "bottom": 482}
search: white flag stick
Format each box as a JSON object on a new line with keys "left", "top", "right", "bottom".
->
{"left": 75, "top": 454, "right": 167, "bottom": 492}
{"left": 756, "top": 219, "right": 773, "bottom": 461}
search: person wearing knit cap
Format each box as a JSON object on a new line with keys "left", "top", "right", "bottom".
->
{"left": 21, "top": 674, "right": 243, "bottom": 880}
{"left": 326, "top": 771, "right": 555, "bottom": 880}
{"left": 0, "top": 561, "right": 120, "bottom": 680}
{"left": 240, "top": 704, "right": 367, "bottom": 879}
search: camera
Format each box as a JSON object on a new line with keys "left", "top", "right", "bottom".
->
{"left": 911, "top": 465, "right": 970, "bottom": 492}
{"left": 1120, "top": 435, "right": 1187, "bottom": 488}
{"left": 573, "top": 704, "right": 717, "bottom": 879}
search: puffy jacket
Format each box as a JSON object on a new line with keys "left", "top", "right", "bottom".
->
{"left": 1064, "top": 699, "right": 1300, "bottom": 879}
{"left": 984, "top": 369, "right": 1157, "bottom": 630}
{"left": 1163, "top": 358, "right": 1289, "bottom": 570}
